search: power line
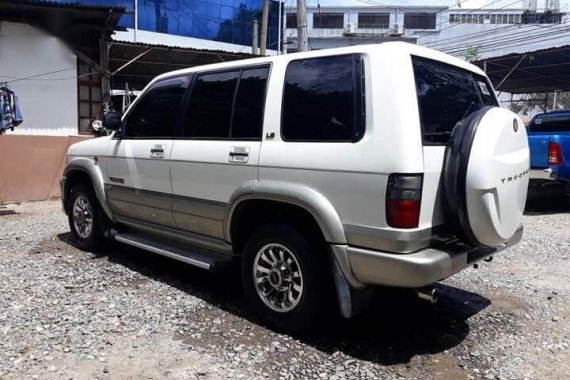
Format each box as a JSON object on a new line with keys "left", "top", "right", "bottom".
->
{"left": 418, "top": 0, "right": 522, "bottom": 38}
{"left": 322, "top": 0, "right": 520, "bottom": 47}
{"left": 442, "top": 21, "right": 570, "bottom": 51}
{"left": 425, "top": 23, "right": 520, "bottom": 48}
{"left": 437, "top": 26, "right": 568, "bottom": 54}
{"left": 351, "top": 0, "right": 451, "bottom": 23}
{"left": 445, "top": 24, "right": 570, "bottom": 55}
{"left": 2, "top": 67, "right": 76, "bottom": 84}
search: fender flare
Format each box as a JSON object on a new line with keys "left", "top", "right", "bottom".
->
{"left": 63, "top": 157, "right": 114, "bottom": 221}
{"left": 224, "top": 181, "right": 347, "bottom": 245}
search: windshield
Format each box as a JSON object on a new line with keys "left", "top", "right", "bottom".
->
{"left": 529, "top": 114, "right": 570, "bottom": 132}
{"left": 412, "top": 56, "right": 498, "bottom": 144}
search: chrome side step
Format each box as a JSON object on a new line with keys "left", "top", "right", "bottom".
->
{"left": 113, "top": 232, "right": 232, "bottom": 271}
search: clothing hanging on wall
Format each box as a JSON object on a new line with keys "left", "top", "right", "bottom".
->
{"left": 0, "top": 82, "right": 24, "bottom": 134}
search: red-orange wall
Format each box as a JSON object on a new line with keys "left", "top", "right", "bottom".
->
{"left": 0, "top": 135, "right": 89, "bottom": 202}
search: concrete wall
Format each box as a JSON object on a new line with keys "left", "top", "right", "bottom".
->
{"left": 0, "top": 135, "right": 88, "bottom": 203}
{"left": 0, "top": 21, "right": 78, "bottom": 136}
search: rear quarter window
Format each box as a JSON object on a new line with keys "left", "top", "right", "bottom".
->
{"left": 412, "top": 57, "right": 498, "bottom": 145}
{"left": 281, "top": 54, "right": 365, "bottom": 142}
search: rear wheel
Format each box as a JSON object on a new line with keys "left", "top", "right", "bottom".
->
{"left": 68, "top": 183, "right": 106, "bottom": 252}
{"left": 241, "top": 224, "right": 325, "bottom": 332}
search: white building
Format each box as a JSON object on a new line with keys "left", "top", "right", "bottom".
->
{"left": 284, "top": 4, "right": 566, "bottom": 57}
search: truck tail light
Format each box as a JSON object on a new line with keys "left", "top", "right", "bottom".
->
{"left": 386, "top": 174, "right": 423, "bottom": 229}
{"left": 548, "top": 142, "right": 563, "bottom": 166}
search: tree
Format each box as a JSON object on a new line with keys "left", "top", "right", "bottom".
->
{"left": 463, "top": 45, "right": 481, "bottom": 62}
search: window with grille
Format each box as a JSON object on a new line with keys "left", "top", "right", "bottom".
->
{"left": 313, "top": 13, "right": 344, "bottom": 29}
{"left": 404, "top": 13, "right": 436, "bottom": 29}
{"left": 286, "top": 13, "right": 297, "bottom": 29}
{"left": 358, "top": 13, "right": 390, "bottom": 28}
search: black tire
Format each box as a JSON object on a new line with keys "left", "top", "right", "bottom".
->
{"left": 241, "top": 223, "right": 325, "bottom": 332}
{"left": 67, "top": 182, "right": 106, "bottom": 252}
{"left": 443, "top": 106, "right": 492, "bottom": 247}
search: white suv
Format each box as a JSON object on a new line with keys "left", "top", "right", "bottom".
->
{"left": 61, "top": 43, "right": 529, "bottom": 331}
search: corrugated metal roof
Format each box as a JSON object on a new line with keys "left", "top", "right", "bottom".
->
{"left": 435, "top": 22, "right": 570, "bottom": 60}
{"left": 109, "top": 40, "right": 255, "bottom": 90}
{"left": 112, "top": 29, "right": 266, "bottom": 56}
{"left": 475, "top": 44, "right": 570, "bottom": 93}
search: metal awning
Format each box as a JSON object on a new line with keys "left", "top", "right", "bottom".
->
{"left": 109, "top": 41, "right": 255, "bottom": 90}
{"left": 474, "top": 45, "right": 570, "bottom": 94}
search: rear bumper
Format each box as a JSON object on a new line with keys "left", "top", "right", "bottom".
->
{"left": 331, "top": 226, "right": 523, "bottom": 289}
{"left": 530, "top": 168, "right": 557, "bottom": 180}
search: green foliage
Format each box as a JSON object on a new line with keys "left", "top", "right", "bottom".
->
{"left": 463, "top": 46, "right": 481, "bottom": 62}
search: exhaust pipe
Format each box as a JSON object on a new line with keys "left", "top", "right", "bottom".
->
{"left": 416, "top": 287, "right": 439, "bottom": 304}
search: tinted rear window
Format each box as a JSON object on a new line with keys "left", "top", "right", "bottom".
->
{"left": 282, "top": 54, "right": 364, "bottom": 142}
{"left": 529, "top": 114, "right": 570, "bottom": 132}
{"left": 412, "top": 57, "right": 498, "bottom": 144}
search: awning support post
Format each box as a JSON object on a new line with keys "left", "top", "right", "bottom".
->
{"left": 496, "top": 54, "right": 527, "bottom": 91}
{"left": 112, "top": 48, "right": 153, "bottom": 76}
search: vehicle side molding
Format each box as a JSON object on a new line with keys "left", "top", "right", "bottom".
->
{"left": 225, "top": 181, "right": 347, "bottom": 244}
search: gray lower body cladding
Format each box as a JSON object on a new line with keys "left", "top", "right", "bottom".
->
{"left": 332, "top": 226, "right": 523, "bottom": 288}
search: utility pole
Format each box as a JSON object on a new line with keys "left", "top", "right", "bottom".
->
{"left": 277, "top": 0, "right": 282, "bottom": 54}
{"left": 134, "top": 0, "right": 138, "bottom": 42}
{"left": 296, "top": 0, "right": 309, "bottom": 51}
{"left": 260, "top": 0, "right": 270, "bottom": 55}
{"left": 252, "top": 19, "right": 259, "bottom": 55}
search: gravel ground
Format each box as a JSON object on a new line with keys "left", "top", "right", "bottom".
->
{"left": 0, "top": 184, "right": 568, "bottom": 380}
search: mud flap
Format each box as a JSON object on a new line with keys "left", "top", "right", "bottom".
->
{"left": 331, "top": 255, "right": 373, "bottom": 318}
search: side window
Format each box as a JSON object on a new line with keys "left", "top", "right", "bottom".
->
{"left": 282, "top": 54, "right": 364, "bottom": 142}
{"left": 184, "top": 66, "right": 269, "bottom": 140}
{"left": 184, "top": 71, "right": 239, "bottom": 139}
{"left": 232, "top": 67, "right": 269, "bottom": 139}
{"left": 123, "top": 77, "right": 188, "bottom": 138}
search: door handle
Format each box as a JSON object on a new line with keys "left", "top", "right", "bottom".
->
{"left": 229, "top": 147, "right": 250, "bottom": 163}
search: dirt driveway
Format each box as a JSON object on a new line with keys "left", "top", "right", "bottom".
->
{"left": 0, "top": 187, "right": 568, "bottom": 379}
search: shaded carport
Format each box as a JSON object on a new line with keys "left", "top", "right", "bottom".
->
{"left": 109, "top": 41, "right": 255, "bottom": 91}
{"left": 474, "top": 45, "right": 570, "bottom": 94}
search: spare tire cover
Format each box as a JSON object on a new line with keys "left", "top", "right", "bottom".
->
{"left": 444, "top": 106, "right": 529, "bottom": 247}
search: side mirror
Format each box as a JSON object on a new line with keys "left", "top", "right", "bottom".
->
{"left": 102, "top": 110, "right": 122, "bottom": 131}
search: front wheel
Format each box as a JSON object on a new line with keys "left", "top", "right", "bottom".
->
{"left": 241, "top": 223, "right": 326, "bottom": 332}
{"left": 68, "top": 183, "right": 106, "bottom": 252}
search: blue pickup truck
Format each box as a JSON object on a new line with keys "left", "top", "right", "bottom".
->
{"left": 528, "top": 110, "right": 570, "bottom": 200}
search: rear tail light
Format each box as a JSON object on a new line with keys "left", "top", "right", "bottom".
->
{"left": 548, "top": 142, "right": 563, "bottom": 166}
{"left": 386, "top": 174, "right": 423, "bottom": 229}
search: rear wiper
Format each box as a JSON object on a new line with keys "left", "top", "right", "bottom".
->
{"left": 460, "top": 101, "right": 477, "bottom": 121}
{"left": 448, "top": 101, "right": 478, "bottom": 139}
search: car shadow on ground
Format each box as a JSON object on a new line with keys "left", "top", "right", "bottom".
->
{"left": 525, "top": 180, "right": 569, "bottom": 215}
{"left": 57, "top": 232, "right": 489, "bottom": 365}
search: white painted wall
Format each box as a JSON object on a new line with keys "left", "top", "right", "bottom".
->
{"left": 0, "top": 21, "right": 78, "bottom": 136}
